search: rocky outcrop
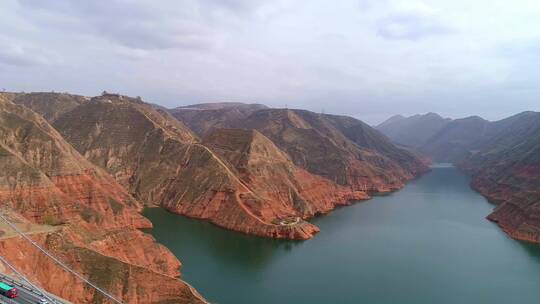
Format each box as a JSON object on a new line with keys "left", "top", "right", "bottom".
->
{"left": 0, "top": 95, "right": 207, "bottom": 303}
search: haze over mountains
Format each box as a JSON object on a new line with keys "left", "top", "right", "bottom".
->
{"left": 377, "top": 111, "right": 540, "bottom": 243}
{"left": 2, "top": 89, "right": 540, "bottom": 303}
{"left": 170, "top": 102, "right": 268, "bottom": 136}
{"left": 4, "top": 1, "right": 540, "bottom": 303}
{"left": 376, "top": 113, "right": 452, "bottom": 148}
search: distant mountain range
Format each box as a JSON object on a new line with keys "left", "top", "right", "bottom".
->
{"left": 377, "top": 111, "right": 540, "bottom": 244}
{"left": 4, "top": 88, "right": 538, "bottom": 303}
{"left": 2, "top": 89, "right": 539, "bottom": 302}
{"left": 376, "top": 112, "right": 452, "bottom": 148}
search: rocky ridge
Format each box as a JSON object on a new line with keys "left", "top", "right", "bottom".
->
{"left": 460, "top": 111, "right": 540, "bottom": 243}
{"left": 0, "top": 94, "right": 206, "bottom": 303}
{"left": 231, "top": 109, "right": 429, "bottom": 192}
{"left": 18, "top": 93, "right": 428, "bottom": 240}
{"left": 48, "top": 95, "right": 351, "bottom": 239}
{"left": 376, "top": 112, "right": 452, "bottom": 148}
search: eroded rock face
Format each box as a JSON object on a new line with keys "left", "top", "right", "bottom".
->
{"left": 52, "top": 94, "right": 198, "bottom": 205}
{"left": 460, "top": 111, "right": 540, "bottom": 244}
{"left": 172, "top": 106, "right": 430, "bottom": 192}
{"left": 232, "top": 109, "right": 430, "bottom": 192}
{"left": 49, "top": 96, "right": 333, "bottom": 239}
{"left": 199, "top": 128, "right": 370, "bottom": 238}
{"left": 16, "top": 93, "right": 428, "bottom": 240}
{"left": 0, "top": 96, "right": 207, "bottom": 303}
{"left": 378, "top": 110, "right": 540, "bottom": 244}
{"left": 470, "top": 173, "right": 540, "bottom": 243}
{"left": 0, "top": 232, "right": 206, "bottom": 304}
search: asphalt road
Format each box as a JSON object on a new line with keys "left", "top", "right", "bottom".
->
{"left": 0, "top": 278, "right": 51, "bottom": 304}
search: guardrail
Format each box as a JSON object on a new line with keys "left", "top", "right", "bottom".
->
{"left": 0, "top": 297, "right": 17, "bottom": 304}
{"left": 0, "top": 213, "right": 121, "bottom": 304}
{"left": 0, "top": 273, "right": 68, "bottom": 303}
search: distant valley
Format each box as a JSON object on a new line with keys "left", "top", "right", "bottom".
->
{"left": 1, "top": 90, "right": 539, "bottom": 303}
{"left": 377, "top": 112, "right": 540, "bottom": 243}
{"left": 4, "top": 2, "right": 539, "bottom": 303}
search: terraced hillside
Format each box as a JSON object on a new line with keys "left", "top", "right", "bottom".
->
{"left": 9, "top": 93, "right": 429, "bottom": 240}
{"left": 0, "top": 94, "right": 207, "bottom": 303}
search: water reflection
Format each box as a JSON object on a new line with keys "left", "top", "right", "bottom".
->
{"left": 518, "top": 241, "right": 540, "bottom": 262}
{"left": 142, "top": 208, "right": 305, "bottom": 270}
{"left": 143, "top": 167, "right": 540, "bottom": 304}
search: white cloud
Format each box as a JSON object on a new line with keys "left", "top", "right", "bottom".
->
{"left": 0, "top": 0, "right": 539, "bottom": 123}
{"left": 376, "top": 13, "right": 453, "bottom": 40}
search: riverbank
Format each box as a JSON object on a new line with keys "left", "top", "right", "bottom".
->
{"left": 143, "top": 166, "right": 540, "bottom": 304}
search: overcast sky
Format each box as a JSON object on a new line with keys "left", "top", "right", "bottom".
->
{"left": 1, "top": 0, "right": 540, "bottom": 124}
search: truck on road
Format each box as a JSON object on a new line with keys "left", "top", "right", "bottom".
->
{"left": 0, "top": 282, "right": 18, "bottom": 298}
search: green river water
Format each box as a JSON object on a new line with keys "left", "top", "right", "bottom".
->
{"left": 143, "top": 165, "right": 540, "bottom": 303}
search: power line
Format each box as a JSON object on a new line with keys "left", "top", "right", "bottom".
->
{"left": 0, "top": 212, "right": 123, "bottom": 304}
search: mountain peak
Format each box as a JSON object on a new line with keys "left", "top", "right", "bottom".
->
{"left": 91, "top": 93, "right": 145, "bottom": 104}
{"left": 377, "top": 114, "right": 406, "bottom": 128}
{"left": 424, "top": 112, "right": 444, "bottom": 119}
{"left": 376, "top": 112, "right": 452, "bottom": 148}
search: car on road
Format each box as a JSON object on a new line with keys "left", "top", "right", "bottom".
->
{"left": 37, "top": 298, "right": 49, "bottom": 304}
{"left": 0, "top": 282, "right": 18, "bottom": 298}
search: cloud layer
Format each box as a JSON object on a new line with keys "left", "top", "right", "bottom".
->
{"left": 1, "top": 0, "right": 540, "bottom": 123}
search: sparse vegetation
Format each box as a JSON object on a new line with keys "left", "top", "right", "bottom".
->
{"left": 80, "top": 207, "right": 103, "bottom": 224}
{"left": 108, "top": 198, "right": 124, "bottom": 215}
{"left": 43, "top": 214, "right": 64, "bottom": 226}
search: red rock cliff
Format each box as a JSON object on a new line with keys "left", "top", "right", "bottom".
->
{"left": 459, "top": 111, "right": 540, "bottom": 244}
{"left": 12, "top": 93, "right": 428, "bottom": 241}
{"left": 0, "top": 96, "right": 207, "bottom": 303}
